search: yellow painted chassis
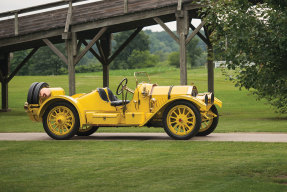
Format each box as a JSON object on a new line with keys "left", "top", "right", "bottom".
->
{"left": 26, "top": 83, "right": 222, "bottom": 130}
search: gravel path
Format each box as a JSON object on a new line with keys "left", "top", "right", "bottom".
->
{"left": 0, "top": 132, "right": 287, "bottom": 142}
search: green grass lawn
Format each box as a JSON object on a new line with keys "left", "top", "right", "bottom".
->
{"left": 0, "top": 66, "right": 286, "bottom": 133}
{"left": 0, "top": 141, "right": 287, "bottom": 192}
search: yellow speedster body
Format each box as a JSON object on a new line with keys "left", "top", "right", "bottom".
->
{"left": 25, "top": 73, "right": 222, "bottom": 140}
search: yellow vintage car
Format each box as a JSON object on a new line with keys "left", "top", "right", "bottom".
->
{"left": 25, "top": 72, "right": 222, "bottom": 140}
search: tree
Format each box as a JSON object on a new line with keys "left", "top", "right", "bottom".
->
{"left": 187, "top": 36, "right": 205, "bottom": 67}
{"left": 111, "top": 31, "right": 149, "bottom": 69}
{"left": 168, "top": 52, "right": 180, "bottom": 67}
{"left": 127, "top": 50, "right": 159, "bottom": 69}
{"left": 10, "top": 44, "right": 67, "bottom": 75}
{"left": 202, "top": 0, "right": 287, "bottom": 113}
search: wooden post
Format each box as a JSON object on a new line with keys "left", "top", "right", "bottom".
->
{"left": 99, "top": 33, "right": 112, "bottom": 87}
{"left": 66, "top": 32, "right": 77, "bottom": 95}
{"left": 103, "top": 64, "right": 109, "bottom": 88}
{"left": 207, "top": 44, "right": 214, "bottom": 93}
{"left": 0, "top": 52, "right": 10, "bottom": 112}
{"left": 124, "top": 0, "right": 128, "bottom": 13}
{"left": 204, "top": 26, "right": 214, "bottom": 93}
{"left": 14, "top": 12, "right": 19, "bottom": 36}
{"left": 176, "top": 11, "right": 189, "bottom": 85}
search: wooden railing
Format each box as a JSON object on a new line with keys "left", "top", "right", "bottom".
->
{"left": 0, "top": 0, "right": 89, "bottom": 36}
{"left": 0, "top": 0, "right": 187, "bottom": 39}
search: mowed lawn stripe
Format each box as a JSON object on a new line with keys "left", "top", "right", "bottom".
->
{"left": 0, "top": 141, "right": 287, "bottom": 192}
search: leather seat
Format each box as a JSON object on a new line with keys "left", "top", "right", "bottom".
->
{"left": 97, "top": 88, "right": 130, "bottom": 106}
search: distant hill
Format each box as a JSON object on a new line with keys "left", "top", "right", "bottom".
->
{"left": 144, "top": 29, "right": 207, "bottom": 54}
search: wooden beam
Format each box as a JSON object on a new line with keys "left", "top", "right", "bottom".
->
{"left": 103, "top": 64, "right": 109, "bottom": 87}
{"left": 0, "top": 4, "right": 204, "bottom": 50}
{"left": 153, "top": 17, "right": 179, "bottom": 44}
{"left": 0, "top": 69, "right": 3, "bottom": 83}
{"left": 0, "top": 53, "right": 10, "bottom": 111}
{"left": 76, "top": 40, "right": 83, "bottom": 55}
{"left": 185, "top": 20, "right": 206, "bottom": 45}
{"left": 203, "top": 25, "right": 211, "bottom": 46}
{"left": 124, "top": 0, "right": 128, "bottom": 13}
{"left": 100, "top": 33, "right": 112, "bottom": 87}
{"left": 64, "top": 1, "right": 73, "bottom": 33}
{"left": 14, "top": 13, "right": 19, "bottom": 36}
{"left": 1, "top": 81, "right": 9, "bottom": 111}
{"left": 176, "top": 11, "right": 189, "bottom": 85}
{"left": 82, "top": 40, "right": 105, "bottom": 64}
{"left": 66, "top": 33, "right": 77, "bottom": 95}
{"left": 204, "top": 24, "right": 214, "bottom": 92}
{"left": 74, "top": 27, "right": 107, "bottom": 64}
{"left": 179, "top": 33, "right": 187, "bottom": 85}
{"left": 207, "top": 45, "right": 214, "bottom": 93}
{"left": 7, "top": 47, "right": 39, "bottom": 83}
{"left": 108, "top": 27, "right": 142, "bottom": 64}
{"left": 189, "top": 23, "right": 209, "bottom": 45}
{"left": 43, "top": 38, "right": 68, "bottom": 65}
{"left": 96, "top": 41, "right": 107, "bottom": 64}
{"left": 177, "top": 0, "right": 182, "bottom": 11}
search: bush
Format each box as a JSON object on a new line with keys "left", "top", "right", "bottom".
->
{"left": 168, "top": 52, "right": 180, "bottom": 68}
{"left": 127, "top": 50, "right": 159, "bottom": 69}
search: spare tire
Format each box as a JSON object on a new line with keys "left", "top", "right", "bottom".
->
{"left": 27, "top": 82, "right": 39, "bottom": 104}
{"left": 32, "top": 82, "right": 49, "bottom": 104}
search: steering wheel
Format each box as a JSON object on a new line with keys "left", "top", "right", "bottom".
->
{"left": 116, "top": 78, "right": 128, "bottom": 95}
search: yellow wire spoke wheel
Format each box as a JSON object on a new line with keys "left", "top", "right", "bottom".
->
{"left": 197, "top": 105, "right": 219, "bottom": 136}
{"left": 47, "top": 106, "right": 75, "bottom": 136}
{"left": 200, "top": 118, "right": 213, "bottom": 132}
{"left": 43, "top": 102, "right": 79, "bottom": 140}
{"left": 167, "top": 105, "right": 196, "bottom": 136}
{"left": 77, "top": 126, "right": 99, "bottom": 136}
{"left": 163, "top": 101, "right": 201, "bottom": 140}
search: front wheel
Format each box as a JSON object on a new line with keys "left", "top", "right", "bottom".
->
{"left": 77, "top": 126, "right": 99, "bottom": 136}
{"left": 197, "top": 105, "right": 219, "bottom": 136}
{"left": 43, "top": 101, "right": 79, "bottom": 140}
{"left": 163, "top": 101, "right": 201, "bottom": 140}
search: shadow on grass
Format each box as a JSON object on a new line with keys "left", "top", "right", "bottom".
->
{"left": 260, "top": 116, "right": 287, "bottom": 121}
{"left": 0, "top": 110, "right": 26, "bottom": 116}
{"left": 72, "top": 135, "right": 172, "bottom": 141}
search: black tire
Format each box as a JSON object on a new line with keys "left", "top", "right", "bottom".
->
{"left": 77, "top": 126, "right": 99, "bottom": 136}
{"left": 27, "top": 82, "right": 39, "bottom": 104}
{"left": 43, "top": 101, "right": 80, "bottom": 140}
{"left": 197, "top": 105, "right": 219, "bottom": 136}
{"left": 32, "top": 82, "right": 49, "bottom": 104}
{"left": 163, "top": 100, "right": 201, "bottom": 140}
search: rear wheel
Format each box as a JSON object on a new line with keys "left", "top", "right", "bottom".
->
{"left": 197, "top": 105, "right": 219, "bottom": 136}
{"left": 163, "top": 101, "right": 201, "bottom": 140}
{"left": 43, "top": 101, "right": 79, "bottom": 140}
{"left": 77, "top": 126, "right": 99, "bottom": 136}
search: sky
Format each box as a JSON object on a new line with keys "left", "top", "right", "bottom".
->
{"left": 0, "top": 0, "right": 201, "bottom": 31}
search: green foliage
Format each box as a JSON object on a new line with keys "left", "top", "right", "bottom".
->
{"left": 11, "top": 44, "right": 67, "bottom": 76}
{"left": 168, "top": 52, "right": 180, "bottom": 67}
{"left": 127, "top": 50, "right": 159, "bottom": 69}
{"left": 111, "top": 31, "right": 150, "bottom": 69}
{"left": 187, "top": 37, "right": 206, "bottom": 67}
{"left": 202, "top": 0, "right": 287, "bottom": 113}
{"left": 145, "top": 30, "right": 179, "bottom": 53}
{"left": 75, "top": 63, "right": 102, "bottom": 73}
